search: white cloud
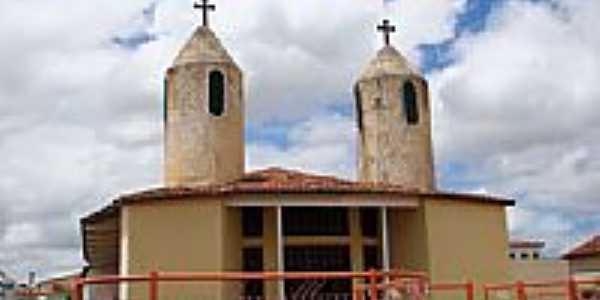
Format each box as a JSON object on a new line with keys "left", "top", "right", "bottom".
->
{"left": 432, "top": 0, "right": 600, "bottom": 254}
{"left": 247, "top": 114, "right": 356, "bottom": 179}
{"left": 2, "top": 0, "right": 529, "bottom": 280}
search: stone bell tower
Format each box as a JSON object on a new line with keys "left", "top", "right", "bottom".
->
{"left": 354, "top": 20, "right": 435, "bottom": 191}
{"left": 163, "top": 2, "right": 244, "bottom": 186}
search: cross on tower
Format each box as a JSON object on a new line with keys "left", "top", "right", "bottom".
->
{"left": 193, "top": 0, "right": 216, "bottom": 27}
{"left": 377, "top": 19, "right": 396, "bottom": 47}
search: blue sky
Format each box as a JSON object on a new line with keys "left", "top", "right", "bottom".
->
{"left": 0, "top": 0, "right": 598, "bottom": 281}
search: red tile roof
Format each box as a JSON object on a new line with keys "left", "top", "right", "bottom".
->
{"left": 119, "top": 167, "right": 416, "bottom": 200}
{"left": 563, "top": 235, "right": 600, "bottom": 259}
{"left": 82, "top": 167, "right": 514, "bottom": 223}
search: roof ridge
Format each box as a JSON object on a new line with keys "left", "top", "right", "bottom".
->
{"left": 563, "top": 234, "right": 600, "bottom": 258}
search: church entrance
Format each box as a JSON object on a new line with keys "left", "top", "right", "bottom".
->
{"left": 240, "top": 206, "right": 385, "bottom": 300}
{"left": 280, "top": 207, "right": 359, "bottom": 298}
{"left": 284, "top": 246, "right": 351, "bottom": 298}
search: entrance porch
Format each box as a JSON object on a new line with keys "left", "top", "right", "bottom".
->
{"left": 229, "top": 196, "right": 419, "bottom": 300}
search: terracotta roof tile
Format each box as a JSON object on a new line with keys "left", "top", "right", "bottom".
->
{"left": 118, "top": 167, "right": 415, "bottom": 201}
{"left": 82, "top": 167, "right": 514, "bottom": 223}
{"left": 563, "top": 235, "right": 600, "bottom": 259}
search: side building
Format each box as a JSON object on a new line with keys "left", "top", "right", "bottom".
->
{"left": 562, "top": 235, "right": 600, "bottom": 278}
{"left": 0, "top": 270, "right": 17, "bottom": 300}
{"left": 509, "top": 240, "right": 569, "bottom": 282}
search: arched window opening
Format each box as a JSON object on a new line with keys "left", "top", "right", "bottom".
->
{"left": 354, "top": 86, "right": 363, "bottom": 132}
{"left": 403, "top": 81, "right": 419, "bottom": 125}
{"left": 209, "top": 70, "right": 225, "bottom": 116}
{"left": 163, "top": 78, "right": 169, "bottom": 122}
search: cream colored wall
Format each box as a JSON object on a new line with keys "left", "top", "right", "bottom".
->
{"left": 122, "top": 198, "right": 242, "bottom": 300}
{"left": 389, "top": 207, "right": 430, "bottom": 272}
{"left": 510, "top": 260, "right": 569, "bottom": 281}
{"left": 423, "top": 199, "right": 511, "bottom": 300}
{"left": 569, "top": 256, "right": 600, "bottom": 275}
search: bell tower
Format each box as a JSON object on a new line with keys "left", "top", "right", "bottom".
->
{"left": 163, "top": 1, "right": 244, "bottom": 186}
{"left": 354, "top": 19, "right": 435, "bottom": 191}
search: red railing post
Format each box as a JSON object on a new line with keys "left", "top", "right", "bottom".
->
{"left": 516, "top": 281, "right": 527, "bottom": 300}
{"left": 567, "top": 277, "right": 578, "bottom": 300}
{"left": 483, "top": 285, "right": 490, "bottom": 300}
{"left": 369, "top": 269, "right": 378, "bottom": 300}
{"left": 149, "top": 271, "right": 159, "bottom": 300}
{"left": 466, "top": 281, "right": 475, "bottom": 300}
{"left": 70, "top": 279, "right": 83, "bottom": 300}
{"left": 417, "top": 277, "right": 427, "bottom": 300}
{"left": 353, "top": 285, "right": 364, "bottom": 300}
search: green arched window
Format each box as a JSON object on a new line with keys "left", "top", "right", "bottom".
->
{"left": 403, "top": 81, "right": 419, "bottom": 125}
{"left": 209, "top": 70, "right": 225, "bottom": 116}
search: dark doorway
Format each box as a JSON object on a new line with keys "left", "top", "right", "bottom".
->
{"left": 243, "top": 248, "right": 263, "bottom": 298}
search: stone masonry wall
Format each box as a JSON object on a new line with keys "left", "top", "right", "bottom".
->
{"left": 356, "top": 74, "right": 435, "bottom": 191}
{"left": 164, "top": 62, "right": 244, "bottom": 185}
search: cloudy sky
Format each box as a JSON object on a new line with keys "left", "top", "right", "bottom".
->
{"left": 0, "top": 0, "right": 598, "bottom": 281}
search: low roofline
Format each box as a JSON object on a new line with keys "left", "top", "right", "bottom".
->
{"left": 81, "top": 167, "right": 515, "bottom": 225}
{"left": 510, "top": 240, "right": 546, "bottom": 249}
{"left": 81, "top": 189, "right": 514, "bottom": 225}
{"left": 561, "top": 235, "right": 600, "bottom": 259}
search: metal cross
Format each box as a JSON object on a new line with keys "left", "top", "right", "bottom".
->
{"left": 377, "top": 19, "right": 396, "bottom": 46}
{"left": 193, "top": 0, "right": 216, "bottom": 27}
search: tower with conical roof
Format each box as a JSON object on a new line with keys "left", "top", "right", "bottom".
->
{"left": 164, "top": 2, "right": 244, "bottom": 186}
{"left": 354, "top": 19, "right": 435, "bottom": 191}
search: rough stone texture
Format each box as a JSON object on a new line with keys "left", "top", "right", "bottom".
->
{"left": 164, "top": 26, "right": 244, "bottom": 186}
{"left": 355, "top": 45, "right": 435, "bottom": 191}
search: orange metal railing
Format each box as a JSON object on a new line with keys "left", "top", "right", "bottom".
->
{"left": 484, "top": 278, "right": 600, "bottom": 300}
{"left": 71, "top": 269, "right": 441, "bottom": 300}
{"left": 352, "top": 278, "right": 474, "bottom": 300}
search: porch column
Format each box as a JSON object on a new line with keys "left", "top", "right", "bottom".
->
{"left": 263, "top": 208, "right": 278, "bottom": 300}
{"left": 381, "top": 207, "right": 390, "bottom": 273}
{"left": 350, "top": 208, "right": 365, "bottom": 271}
{"left": 350, "top": 208, "right": 365, "bottom": 288}
{"left": 276, "top": 206, "right": 284, "bottom": 300}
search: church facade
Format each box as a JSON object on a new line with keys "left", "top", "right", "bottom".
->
{"left": 80, "top": 8, "right": 514, "bottom": 300}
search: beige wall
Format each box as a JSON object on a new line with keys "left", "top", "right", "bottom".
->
{"left": 510, "top": 260, "right": 569, "bottom": 281}
{"left": 423, "top": 199, "right": 511, "bottom": 300}
{"left": 389, "top": 207, "right": 430, "bottom": 272}
{"left": 569, "top": 255, "right": 600, "bottom": 276}
{"left": 122, "top": 198, "right": 242, "bottom": 300}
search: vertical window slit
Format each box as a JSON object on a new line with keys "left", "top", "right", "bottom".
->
{"left": 209, "top": 70, "right": 225, "bottom": 116}
{"left": 403, "top": 81, "right": 419, "bottom": 125}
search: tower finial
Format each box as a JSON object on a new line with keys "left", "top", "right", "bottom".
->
{"left": 377, "top": 19, "right": 396, "bottom": 47}
{"left": 193, "top": 0, "right": 216, "bottom": 27}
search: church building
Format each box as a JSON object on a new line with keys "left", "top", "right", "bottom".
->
{"left": 80, "top": 3, "right": 515, "bottom": 300}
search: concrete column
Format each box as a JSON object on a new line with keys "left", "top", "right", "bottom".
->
{"left": 263, "top": 207, "right": 278, "bottom": 300}
{"left": 277, "top": 206, "right": 285, "bottom": 300}
{"left": 381, "top": 207, "right": 390, "bottom": 273}
{"left": 350, "top": 208, "right": 365, "bottom": 272}
{"left": 350, "top": 208, "right": 365, "bottom": 290}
